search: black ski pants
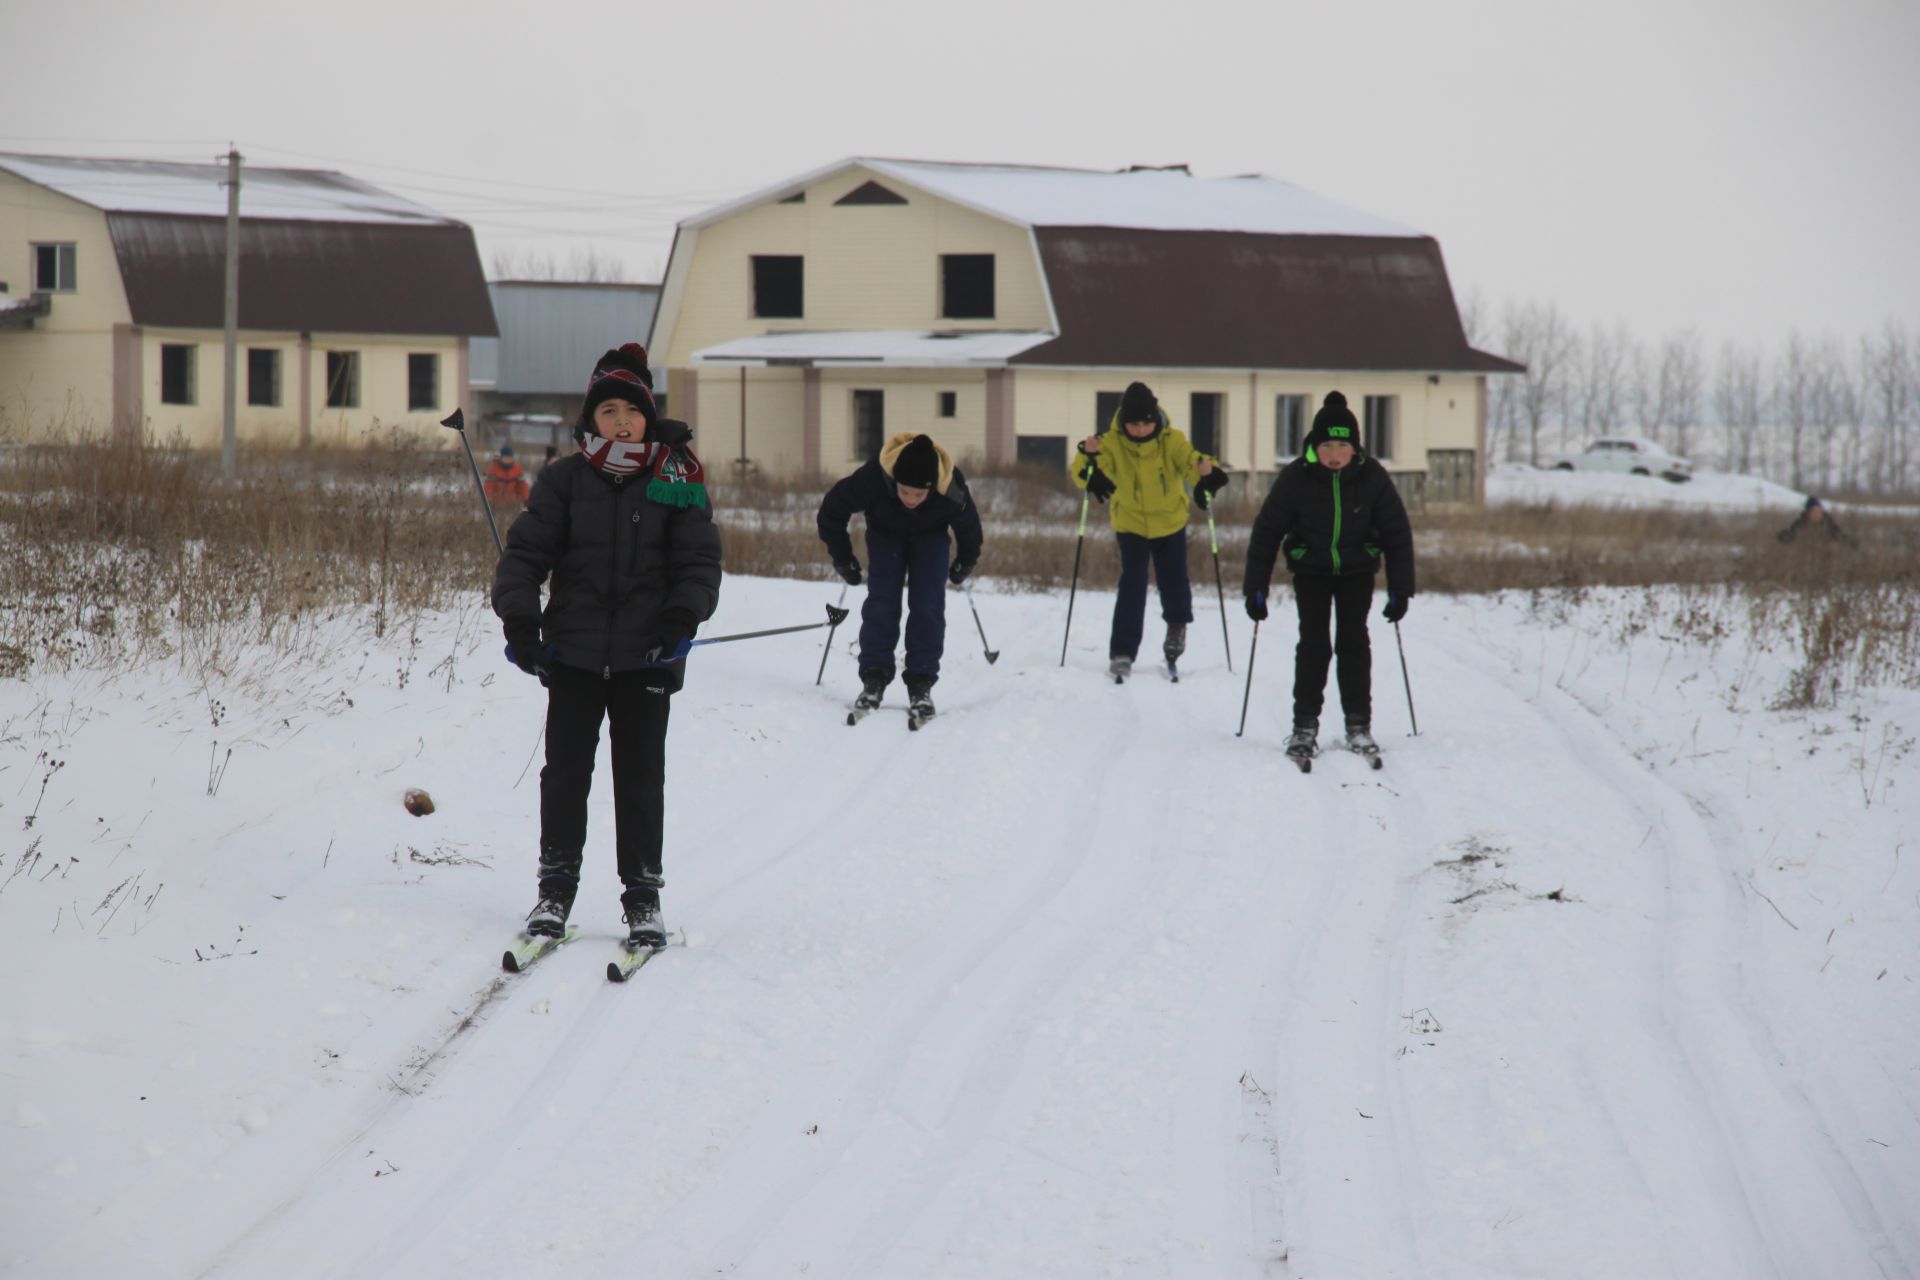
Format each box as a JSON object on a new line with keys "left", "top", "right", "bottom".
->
{"left": 537, "top": 662, "right": 670, "bottom": 902}
{"left": 1291, "top": 572, "right": 1374, "bottom": 727}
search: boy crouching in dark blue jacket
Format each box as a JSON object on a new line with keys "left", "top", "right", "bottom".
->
{"left": 817, "top": 432, "right": 983, "bottom": 724}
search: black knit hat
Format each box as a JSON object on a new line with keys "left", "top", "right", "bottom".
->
{"left": 893, "top": 434, "right": 939, "bottom": 489}
{"left": 1304, "top": 391, "right": 1360, "bottom": 452}
{"left": 576, "top": 343, "right": 658, "bottom": 437}
{"left": 1118, "top": 381, "right": 1159, "bottom": 426}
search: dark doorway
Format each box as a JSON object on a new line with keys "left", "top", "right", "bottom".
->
{"left": 852, "top": 390, "right": 885, "bottom": 460}
{"left": 1095, "top": 390, "right": 1123, "bottom": 435}
{"left": 1189, "top": 392, "right": 1223, "bottom": 457}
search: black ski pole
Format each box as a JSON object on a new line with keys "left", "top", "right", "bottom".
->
{"left": 1207, "top": 503, "right": 1232, "bottom": 673}
{"left": 815, "top": 583, "right": 850, "bottom": 686}
{"left": 440, "top": 408, "right": 504, "bottom": 556}
{"left": 1236, "top": 618, "right": 1260, "bottom": 738}
{"left": 693, "top": 602, "right": 851, "bottom": 651}
{"left": 1394, "top": 619, "right": 1419, "bottom": 736}
{"left": 1060, "top": 481, "right": 1092, "bottom": 667}
{"left": 963, "top": 581, "right": 999, "bottom": 664}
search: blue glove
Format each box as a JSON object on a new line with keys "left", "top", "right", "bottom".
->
{"left": 1245, "top": 592, "right": 1268, "bottom": 622}
{"left": 502, "top": 617, "right": 553, "bottom": 685}
{"left": 640, "top": 609, "right": 697, "bottom": 666}
{"left": 1382, "top": 593, "right": 1408, "bottom": 624}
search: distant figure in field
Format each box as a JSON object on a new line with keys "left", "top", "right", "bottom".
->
{"left": 484, "top": 444, "right": 530, "bottom": 505}
{"left": 1777, "top": 496, "right": 1855, "bottom": 546}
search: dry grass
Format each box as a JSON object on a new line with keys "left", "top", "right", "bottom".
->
{"left": 2, "top": 441, "right": 1914, "bottom": 703}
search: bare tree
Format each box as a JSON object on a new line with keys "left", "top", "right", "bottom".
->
{"left": 489, "top": 244, "right": 637, "bottom": 283}
{"left": 1862, "top": 321, "right": 1915, "bottom": 493}
{"left": 1629, "top": 343, "right": 1666, "bottom": 445}
{"left": 1500, "top": 300, "right": 1573, "bottom": 466}
{"left": 1574, "top": 322, "right": 1632, "bottom": 440}
{"left": 1713, "top": 341, "right": 1764, "bottom": 475}
{"left": 1777, "top": 332, "right": 1815, "bottom": 490}
{"left": 1659, "top": 332, "right": 1705, "bottom": 459}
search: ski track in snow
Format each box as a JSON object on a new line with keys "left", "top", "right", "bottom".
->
{"left": 5, "top": 576, "right": 1918, "bottom": 1279}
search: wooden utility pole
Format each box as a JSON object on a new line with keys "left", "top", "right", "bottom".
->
{"left": 220, "top": 147, "right": 242, "bottom": 475}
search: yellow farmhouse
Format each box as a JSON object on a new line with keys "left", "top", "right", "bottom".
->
{"left": 0, "top": 153, "right": 496, "bottom": 447}
{"left": 650, "top": 158, "right": 1521, "bottom": 506}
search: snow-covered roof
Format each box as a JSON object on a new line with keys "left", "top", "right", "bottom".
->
{"left": 686, "top": 158, "right": 1424, "bottom": 239}
{"left": 692, "top": 329, "right": 1057, "bottom": 366}
{"left": 0, "top": 152, "right": 453, "bottom": 226}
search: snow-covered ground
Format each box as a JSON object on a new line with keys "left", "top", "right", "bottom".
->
{"left": 2, "top": 566, "right": 1915, "bottom": 1277}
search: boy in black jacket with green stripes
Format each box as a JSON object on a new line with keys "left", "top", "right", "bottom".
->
{"left": 1242, "top": 391, "right": 1415, "bottom": 759}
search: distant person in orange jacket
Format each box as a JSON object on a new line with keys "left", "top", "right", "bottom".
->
{"left": 484, "top": 445, "right": 530, "bottom": 505}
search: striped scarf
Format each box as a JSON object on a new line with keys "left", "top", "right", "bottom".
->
{"left": 578, "top": 435, "right": 710, "bottom": 509}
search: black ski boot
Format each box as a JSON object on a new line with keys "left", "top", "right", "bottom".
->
{"left": 1109, "top": 656, "right": 1133, "bottom": 683}
{"left": 526, "top": 855, "right": 579, "bottom": 938}
{"left": 905, "top": 673, "right": 937, "bottom": 729}
{"left": 848, "top": 668, "right": 890, "bottom": 724}
{"left": 1346, "top": 720, "right": 1383, "bottom": 768}
{"left": 620, "top": 888, "right": 667, "bottom": 950}
{"left": 1163, "top": 623, "right": 1187, "bottom": 665}
{"left": 1285, "top": 720, "right": 1319, "bottom": 772}
{"left": 526, "top": 891, "right": 574, "bottom": 939}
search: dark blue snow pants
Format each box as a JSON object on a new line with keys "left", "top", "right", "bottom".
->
{"left": 1109, "top": 528, "right": 1194, "bottom": 661}
{"left": 859, "top": 529, "right": 949, "bottom": 683}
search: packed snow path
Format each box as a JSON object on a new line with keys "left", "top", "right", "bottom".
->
{"left": 4, "top": 579, "right": 1916, "bottom": 1277}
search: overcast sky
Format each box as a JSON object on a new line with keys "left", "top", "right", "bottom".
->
{"left": 4, "top": 0, "right": 1915, "bottom": 352}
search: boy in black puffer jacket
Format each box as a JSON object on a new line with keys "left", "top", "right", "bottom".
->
{"left": 1242, "top": 391, "right": 1414, "bottom": 760}
{"left": 817, "top": 432, "right": 983, "bottom": 724}
{"left": 493, "top": 343, "right": 723, "bottom": 950}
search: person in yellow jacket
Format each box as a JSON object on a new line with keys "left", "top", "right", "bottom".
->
{"left": 1070, "top": 381, "right": 1229, "bottom": 680}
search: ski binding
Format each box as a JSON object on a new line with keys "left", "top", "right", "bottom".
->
{"left": 503, "top": 924, "right": 580, "bottom": 973}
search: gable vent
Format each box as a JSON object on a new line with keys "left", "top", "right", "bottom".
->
{"left": 835, "top": 180, "right": 909, "bottom": 206}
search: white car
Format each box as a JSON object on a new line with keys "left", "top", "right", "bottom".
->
{"left": 1550, "top": 436, "right": 1693, "bottom": 482}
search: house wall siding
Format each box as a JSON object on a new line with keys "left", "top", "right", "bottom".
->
{"left": 663, "top": 164, "right": 1051, "bottom": 368}
{"left": 0, "top": 172, "right": 132, "bottom": 437}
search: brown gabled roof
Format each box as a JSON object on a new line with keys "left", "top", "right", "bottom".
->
{"left": 1013, "top": 228, "right": 1522, "bottom": 374}
{"left": 106, "top": 213, "right": 498, "bottom": 337}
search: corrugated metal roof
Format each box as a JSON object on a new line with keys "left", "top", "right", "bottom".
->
{"left": 0, "top": 152, "right": 450, "bottom": 225}
{"left": 475, "top": 282, "right": 659, "bottom": 394}
{"left": 1011, "top": 229, "right": 1523, "bottom": 374}
{"left": 108, "top": 214, "right": 497, "bottom": 336}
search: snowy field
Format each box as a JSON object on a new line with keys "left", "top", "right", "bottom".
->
{"left": 3, "top": 550, "right": 1916, "bottom": 1278}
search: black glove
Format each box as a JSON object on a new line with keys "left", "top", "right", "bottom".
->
{"left": 948, "top": 559, "right": 975, "bottom": 587}
{"left": 1083, "top": 467, "right": 1117, "bottom": 503}
{"left": 834, "top": 557, "right": 863, "bottom": 586}
{"left": 1382, "top": 593, "right": 1409, "bottom": 624}
{"left": 1245, "top": 592, "right": 1269, "bottom": 622}
{"left": 502, "top": 617, "right": 551, "bottom": 683}
{"left": 1194, "top": 468, "right": 1230, "bottom": 509}
{"left": 640, "top": 609, "right": 696, "bottom": 666}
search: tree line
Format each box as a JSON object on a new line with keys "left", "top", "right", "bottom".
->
{"left": 1463, "top": 298, "right": 1919, "bottom": 498}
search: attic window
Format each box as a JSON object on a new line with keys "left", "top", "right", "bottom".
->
{"left": 941, "top": 255, "right": 994, "bottom": 320}
{"left": 33, "top": 243, "right": 77, "bottom": 292}
{"left": 752, "top": 255, "right": 804, "bottom": 318}
{"left": 835, "top": 181, "right": 908, "bottom": 206}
